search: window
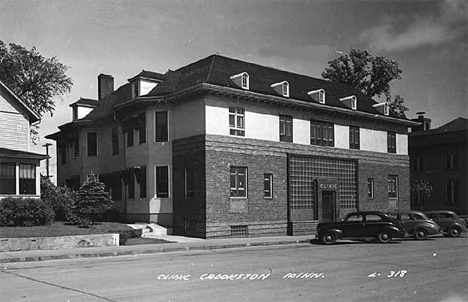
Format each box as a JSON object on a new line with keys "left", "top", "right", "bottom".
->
{"left": 185, "top": 168, "right": 195, "bottom": 198}
{"left": 367, "top": 178, "right": 374, "bottom": 198}
{"left": 128, "top": 172, "right": 135, "bottom": 199}
{"left": 137, "top": 113, "right": 146, "bottom": 144}
{"left": 59, "top": 143, "right": 67, "bottom": 164}
{"left": 230, "top": 72, "right": 249, "bottom": 90}
{"left": 156, "top": 166, "right": 169, "bottom": 198}
{"left": 112, "top": 127, "right": 119, "bottom": 155}
{"left": 346, "top": 214, "right": 363, "bottom": 222}
{"left": 310, "top": 120, "right": 334, "bottom": 146}
{"left": 366, "top": 214, "right": 383, "bottom": 222}
{"left": 307, "top": 89, "right": 325, "bottom": 104}
{"left": 231, "top": 225, "right": 249, "bottom": 237}
{"left": 388, "top": 175, "right": 398, "bottom": 198}
{"left": 134, "top": 81, "right": 139, "bottom": 98}
{"left": 229, "top": 107, "right": 245, "bottom": 136}
{"left": 282, "top": 82, "right": 289, "bottom": 97}
{"left": 279, "top": 115, "right": 293, "bottom": 142}
{"left": 387, "top": 132, "right": 396, "bottom": 153}
{"left": 446, "top": 180, "right": 458, "bottom": 204}
{"left": 264, "top": 173, "right": 273, "bottom": 198}
{"left": 19, "top": 164, "right": 36, "bottom": 195}
{"left": 0, "top": 162, "right": 16, "bottom": 194}
{"left": 127, "top": 127, "right": 134, "bottom": 147}
{"left": 230, "top": 166, "right": 247, "bottom": 197}
{"left": 111, "top": 175, "right": 122, "bottom": 201}
{"left": 445, "top": 154, "right": 458, "bottom": 169}
{"left": 155, "top": 111, "right": 168, "bottom": 142}
{"left": 340, "top": 95, "right": 357, "bottom": 110}
{"left": 242, "top": 73, "right": 249, "bottom": 89}
{"left": 87, "top": 132, "right": 98, "bottom": 156}
{"left": 140, "top": 166, "right": 147, "bottom": 199}
{"left": 349, "top": 126, "right": 360, "bottom": 149}
{"left": 73, "top": 136, "right": 80, "bottom": 158}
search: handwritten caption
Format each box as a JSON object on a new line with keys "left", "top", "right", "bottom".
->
{"left": 368, "top": 270, "right": 408, "bottom": 278}
{"left": 156, "top": 272, "right": 325, "bottom": 281}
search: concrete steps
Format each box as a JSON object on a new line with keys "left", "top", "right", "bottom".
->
{"left": 126, "top": 223, "right": 172, "bottom": 237}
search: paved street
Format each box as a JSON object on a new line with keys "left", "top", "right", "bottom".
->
{"left": 1, "top": 236, "right": 467, "bottom": 302}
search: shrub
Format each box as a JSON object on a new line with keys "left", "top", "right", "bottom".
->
{"left": 41, "top": 175, "right": 76, "bottom": 221}
{"left": 0, "top": 197, "right": 55, "bottom": 227}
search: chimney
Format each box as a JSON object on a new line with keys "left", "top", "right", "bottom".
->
{"left": 98, "top": 74, "right": 114, "bottom": 100}
{"left": 411, "top": 112, "right": 431, "bottom": 132}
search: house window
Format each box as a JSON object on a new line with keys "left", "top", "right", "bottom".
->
{"left": 229, "top": 107, "right": 245, "bottom": 136}
{"left": 127, "top": 127, "right": 134, "bottom": 147}
{"left": 140, "top": 166, "right": 147, "bottom": 199}
{"left": 282, "top": 82, "right": 289, "bottom": 97}
{"left": 310, "top": 120, "right": 334, "bottom": 146}
{"left": 367, "top": 178, "right": 374, "bottom": 198}
{"left": 59, "top": 143, "right": 67, "bottom": 164}
{"left": 86, "top": 132, "right": 98, "bottom": 156}
{"left": 19, "top": 164, "right": 36, "bottom": 195}
{"left": 185, "top": 168, "right": 195, "bottom": 198}
{"left": 349, "top": 126, "right": 360, "bottom": 150}
{"left": 0, "top": 162, "right": 16, "bottom": 194}
{"left": 185, "top": 219, "right": 196, "bottom": 231}
{"left": 387, "top": 132, "right": 396, "bottom": 153}
{"left": 156, "top": 166, "right": 169, "bottom": 198}
{"left": 138, "top": 113, "right": 146, "bottom": 144}
{"left": 230, "top": 166, "right": 247, "bottom": 197}
{"left": 446, "top": 180, "right": 458, "bottom": 204}
{"left": 445, "top": 154, "right": 458, "bottom": 169}
{"left": 242, "top": 73, "right": 249, "bottom": 89}
{"left": 73, "top": 136, "right": 80, "bottom": 158}
{"left": 279, "top": 115, "right": 293, "bottom": 142}
{"left": 264, "top": 173, "right": 273, "bottom": 198}
{"left": 134, "top": 81, "right": 139, "bottom": 98}
{"left": 388, "top": 175, "right": 398, "bottom": 198}
{"left": 155, "top": 111, "right": 168, "bottom": 142}
{"left": 308, "top": 89, "right": 325, "bottom": 104}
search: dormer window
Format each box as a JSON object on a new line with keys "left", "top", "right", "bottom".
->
{"left": 271, "top": 81, "right": 289, "bottom": 97}
{"left": 339, "top": 95, "right": 357, "bottom": 110}
{"left": 373, "top": 102, "right": 389, "bottom": 116}
{"left": 133, "top": 81, "right": 140, "bottom": 98}
{"left": 308, "top": 89, "right": 325, "bottom": 104}
{"left": 230, "top": 72, "right": 249, "bottom": 90}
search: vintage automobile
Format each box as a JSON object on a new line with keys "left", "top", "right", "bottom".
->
{"left": 316, "top": 211, "right": 406, "bottom": 245}
{"left": 424, "top": 210, "right": 467, "bottom": 237}
{"left": 387, "top": 210, "right": 440, "bottom": 240}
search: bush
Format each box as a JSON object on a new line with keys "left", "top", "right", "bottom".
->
{"left": 41, "top": 176, "right": 76, "bottom": 221}
{"left": 0, "top": 197, "right": 55, "bottom": 227}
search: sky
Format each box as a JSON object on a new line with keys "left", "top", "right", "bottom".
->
{"left": 0, "top": 0, "right": 467, "bottom": 180}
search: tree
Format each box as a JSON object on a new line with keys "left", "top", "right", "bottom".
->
{"left": 411, "top": 179, "right": 433, "bottom": 212}
{"left": 0, "top": 40, "right": 73, "bottom": 142}
{"left": 322, "top": 48, "right": 407, "bottom": 117}
{"left": 73, "top": 173, "right": 113, "bottom": 225}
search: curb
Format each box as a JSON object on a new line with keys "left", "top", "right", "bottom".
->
{"left": 1, "top": 238, "right": 313, "bottom": 264}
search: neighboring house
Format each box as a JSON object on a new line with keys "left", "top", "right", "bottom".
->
{"left": 409, "top": 115, "right": 468, "bottom": 215}
{"left": 0, "top": 81, "right": 47, "bottom": 199}
{"left": 46, "top": 55, "right": 417, "bottom": 238}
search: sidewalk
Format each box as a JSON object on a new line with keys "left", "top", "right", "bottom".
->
{"left": 0, "top": 235, "right": 315, "bottom": 264}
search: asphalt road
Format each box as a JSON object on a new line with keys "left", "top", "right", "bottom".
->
{"left": 1, "top": 236, "right": 467, "bottom": 302}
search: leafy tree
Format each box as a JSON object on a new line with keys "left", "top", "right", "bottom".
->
{"left": 40, "top": 175, "right": 76, "bottom": 221}
{"left": 322, "top": 48, "right": 407, "bottom": 117}
{"left": 411, "top": 179, "right": 433, "bottom": 211}
{"left": 73, "top": 173, "right": 113, "bottom": 225}
{"left": 0, "top": 40, "right": 73, "bottom": 142}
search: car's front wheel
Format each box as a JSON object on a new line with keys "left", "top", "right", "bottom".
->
{"left": 448, "top": 226, "right": 461, "bottom": 237}
{"left": 414, "top": 229, "right": 428, "bottom": 240}
{"left": 377, "top": 231, "right": 392, "bottom": 243}
{"left": 321, "top": 232, "right": 337, "bottom": 245}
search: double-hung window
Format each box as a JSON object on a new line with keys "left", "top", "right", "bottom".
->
{"left": 229, "top": 107, "right": 245, "bottom": 136}
{"left": 156, "top": 166, "right": 169, "bottom": 198}
{"left": 367, "top": 178, "right": 374, "bottom": 198}
{"left": 0, "top": 162, "right": 16, "bottom": 194}
{"left": 19, "top": 164, "right": 36, "bottom": 195}
{"left": 264, "top": 173, "right": 273, "bottom": 198}
{"left": 230, "top": 167, "right": 247, "bottom": 197}
{"left": 388, "top": 175, "right": 398, "bottom": 198}
{"left": 349, "top": 126, "right": 360, "bottom": 149}
{"left": 387, "top": 131, "right": 396, "bottom": 153}
{"left": 155, "top": 111, "right": 168, "bottom": 142}
{"left": 310, "top": 120, "right": 334, "bottom": 146}
{"left": 87, "top": 132, "right": 98, "bottom": 156}
{"left": 279, "top": 115, "right": 293, "bottom": 142}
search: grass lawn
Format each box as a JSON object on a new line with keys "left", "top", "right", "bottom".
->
{"left": 0, "top": 221, "right": 175, "bottom": 245}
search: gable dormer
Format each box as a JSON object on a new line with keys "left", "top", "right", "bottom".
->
{"left": 128, "top": 70, "right": 164, "bottom": 99}
{"left": 307, "top": 89, "right": 325, "bottom": 104}
{"left": 373, "top": 102, "right": 389, "bottom": 116}
{"left": 271, "top": 81, "right": 289, "bottom": 97}
{"left": 339, "top": 95, "right": 357, "bottom": 110}
{"left": 69, "top": 98, "right": 99, "bottom": 121}
{"left": 230, "top": 72, "right": 249, "bottom": 90}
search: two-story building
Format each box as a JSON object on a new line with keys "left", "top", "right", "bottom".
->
{"left": 409, "top": 115, "right": 467, "bottom": 215}
{"left": 47, "top": 55, "right": 417, "bottom": 238}
{"left": 0, "top": 81, "right": 47, "bottom": 199}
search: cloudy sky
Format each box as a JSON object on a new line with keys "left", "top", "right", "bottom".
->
{"left": 1, "top": 0, "right": 467, "bottom": 178}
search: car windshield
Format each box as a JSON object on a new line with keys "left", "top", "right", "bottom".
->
{"left": 412, "top": 213, "right": 429, "bottom": 220}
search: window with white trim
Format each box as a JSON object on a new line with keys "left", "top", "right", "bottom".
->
{"left": 230, "top": 166, "right": 247, "bottom": 197}
{"left": 367, "top": 178, "right": 374, "bottom": 198}
{"left": 264, "top": 173, "right": 273, "bottom": 198}
{"left": 307, "top": 89, "right": 325, "bottom": 104}
{"left": 229, "top": 107, "right": 245, "bottom": 136}
{"left": 388, "top": 175, "right": 398, "bottom": 198}
{"left": 279, "top": 115, "right": 293, "bottom": 142}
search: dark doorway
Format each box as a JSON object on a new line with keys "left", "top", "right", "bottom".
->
{"left": 321, "top": 191, "right": 336, "bottom": 222}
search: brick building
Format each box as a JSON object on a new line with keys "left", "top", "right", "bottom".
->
{"left": 409, "top": 116, "right": 467, "bottom": 215}
{"left": 47, "top": 55, "right": 417, "bottom": 238}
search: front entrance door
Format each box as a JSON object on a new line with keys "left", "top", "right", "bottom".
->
{"left": 321, "top": 191, "right": 336, "bottom": 222}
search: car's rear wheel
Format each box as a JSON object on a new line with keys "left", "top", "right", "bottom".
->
{"left": 321, "top": 232, "right": 336, "bottom": 245}
{"left": 414, "top": 229, "right": 428, "bottom": 240}
{"left": 448, "top": 226, "right": 461, "bottom": 237}
{"left": 377, "top": 231, "right": 392, "bottom": 243}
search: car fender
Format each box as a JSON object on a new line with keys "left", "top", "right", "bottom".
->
{"left": 375, "top": 226, "right": 403, "bottom": 237}
{"left": 448, "top": 222, "right": 468, "bottom": 233}
{"left": 319, "top": 229, "right": 343, "bottom": 239}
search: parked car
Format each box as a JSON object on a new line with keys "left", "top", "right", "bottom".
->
{"left": 424, "top": 211, "right": 467, "bottom": 237}
{"left": 316, "top": 211, "right": 406, "bottom": 245}
{"left": 387, "top": 210, "right": 440, "bottom": 240}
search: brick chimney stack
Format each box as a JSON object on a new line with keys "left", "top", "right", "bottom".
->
{"left": 98, "top": 74, "right": 114, "bottom": 100}
{"left": 411, "top": 112, "right": 432, "bottom": 132}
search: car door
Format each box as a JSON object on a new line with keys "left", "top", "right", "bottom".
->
{"left": 342, "top": 214, "right": 365, "bottom": 237}
{"left": 363, "top": 214, "right": 386, "bottom": 237}
{"left": 437, "top": 212, "right": 453, "bottom": 231}
{"left": 401, "top": 213, "right": 416, "bottom": 234}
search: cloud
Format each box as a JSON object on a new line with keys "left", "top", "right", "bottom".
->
{"left": 360, "top": 0, "right": 467, "bottom": 53}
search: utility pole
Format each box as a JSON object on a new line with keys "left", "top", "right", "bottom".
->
{"left": 42, "top": 143, "right": 52, "bottom": 178}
